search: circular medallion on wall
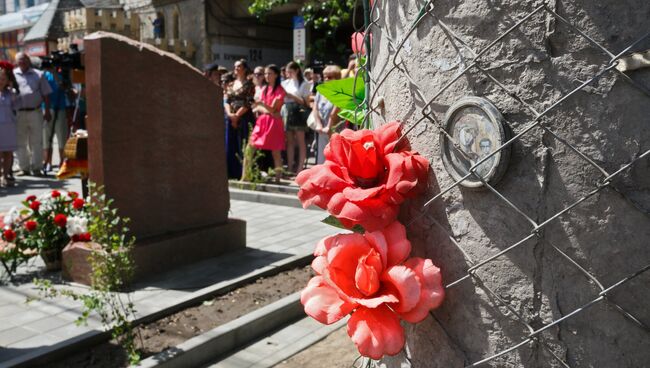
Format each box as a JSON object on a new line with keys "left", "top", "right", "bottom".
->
{"left": 440, "top": 96, "right": 511, "bottom": 189}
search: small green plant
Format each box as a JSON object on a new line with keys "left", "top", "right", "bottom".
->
{"left": 34, "top": 183, "right": 141, "bottom": 365}
{"left": 241, "top": 122, "right": 266, "bottom": 184}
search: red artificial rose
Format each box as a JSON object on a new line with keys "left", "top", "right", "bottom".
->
{"left": 25, "top": 221, "right": 37, "bottom": 232}
{"left": 300, "top": 221, "right": 444, "bottom": 359}
{"left": 68, "top": 191, "right": 79, "bottom": 199}
{"left": 2, "top": 229, "right": 16, "bottom": 242}
{"left": 51, "top": 190, "right": 61, "bottom": 198}
{"left": 72, "top": 198, "right": 85, "bottom": 210}
{"left": 29, "top": 201, "right": 41, "bottom": 211}
{"left": 296, "top": 122, "right": 429, "bottom": 231}
{"left": 26, "top": 195, "right": 36, "bottom": 202}
{"left": 54, "top": 214, "right": 67, "bottom": 227}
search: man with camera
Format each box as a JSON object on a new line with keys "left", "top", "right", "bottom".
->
{"left": 13, "top": 52, "right": 52, "bottom": 176}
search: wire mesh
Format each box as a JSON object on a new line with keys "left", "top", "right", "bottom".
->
{"left": 355, "top": 0, "right": 650, "bottom": 366}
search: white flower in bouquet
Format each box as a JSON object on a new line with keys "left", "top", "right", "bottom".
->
{"left": 3, "top": 206, "right": 20, "bottom": 228}
{"left": 66, "top": 216, "right": 89, "bottom": 237}
{"left": 37, "top": 193, "right": 56, "bottom": 213}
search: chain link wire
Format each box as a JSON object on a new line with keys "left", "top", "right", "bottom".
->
{"left": 355, "top": 0, "right": 650, "bottom": 366}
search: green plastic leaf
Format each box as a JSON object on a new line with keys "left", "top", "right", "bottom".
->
{"left": 321, "top": 215, "right": 365, "bottom": 234}
{"left": 337, "top": 109, "right": 366, "bottom": 125}
{"left": 316, "top": 75, "right": 365, "bottom": 111}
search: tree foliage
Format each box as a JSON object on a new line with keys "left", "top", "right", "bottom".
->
{"left": 248, "top": 0, "right": 357, "bottom": 38}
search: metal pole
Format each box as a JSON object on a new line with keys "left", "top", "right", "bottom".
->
{"left": 362, "top": 0, "right": 371, "bottom": 129}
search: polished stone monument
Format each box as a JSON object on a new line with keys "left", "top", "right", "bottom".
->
{"left": 84, "top": 32, "right": 245, "bottom": 279}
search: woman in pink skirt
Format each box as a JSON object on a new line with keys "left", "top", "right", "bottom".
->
{"left": 244, "top": 64, "right": 286, "bottom": 182}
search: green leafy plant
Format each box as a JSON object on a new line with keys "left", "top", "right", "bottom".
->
{"left": 248, "top": 0, "right": 356, "bottom": 35}
{"left": 248, "top": 0, "right": 357, "bottom": 60}
{"left": 316, "top": 68, "right": 368, "bottom": 127}
{"left": 34, "top": 183, "right": 141, "bottom": 364}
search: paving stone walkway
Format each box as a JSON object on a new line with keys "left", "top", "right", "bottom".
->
{"left": 0, "top": 193, "right": 333, "bottom": 366}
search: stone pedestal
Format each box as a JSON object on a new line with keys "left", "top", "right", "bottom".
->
{"left": 84, "top": 32, "right": 245, "bottom": 280}
{"left": 62, "top": 242, "right": 103, "bottom": 286}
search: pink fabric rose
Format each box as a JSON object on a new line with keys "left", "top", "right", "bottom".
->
{"left": 296, "top": 122, "right": 429, "bottom": 232}
{"left": 300, "top": 221, "right": 444, "bottom": 359}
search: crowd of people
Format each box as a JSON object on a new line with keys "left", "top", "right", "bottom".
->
{"left": 205, "top": 57, "right": 357, "bottom": 182}
{"left": 0, "top": 51, "right": 355, "bottom": 189}
{"left": 0, "top": 52, "right": 83, "bottom": 188}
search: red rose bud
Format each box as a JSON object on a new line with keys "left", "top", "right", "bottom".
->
{"left": 68, "top": 191, "right": 78, "bottom": 199}
{"left": 72, "top": 198, "right": 85, "bottom": 210}
{"left": 3, "top": 229, "right": 16, "bottom": 242}
{"left": 25, "top": 221, "right": 37, "bottom": 232}
{"left": 30, "top": 201, "right": 41, "bottom": 211}
{"left": 51, "top": 190, "right": 61, "bottom": 198}
{"left": 54, "top": 214, "right": 67, "bottom": 227}
{"left": 26, "top": 195, "right": 36, "bottom": 202}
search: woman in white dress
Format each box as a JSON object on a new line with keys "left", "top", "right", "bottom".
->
{"left": 281, "top": 61, "right": 312, "bottom": 176}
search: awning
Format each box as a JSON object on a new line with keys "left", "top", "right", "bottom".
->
{"left": 0, "top": 3, "right": 50, "bottom": 34}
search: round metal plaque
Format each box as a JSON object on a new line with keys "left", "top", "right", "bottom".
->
{"left": 440, "top": 96, "right": 511, "bottom": 188}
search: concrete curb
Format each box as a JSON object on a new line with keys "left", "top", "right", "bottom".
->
{"left": 4, "top": 253, "right": 313, "bottom": 368}
{"left": 207, "top": 317, "right": 348, "bottom": 368}
{"left": 229, "top": 188, "right": 304, "bottom": 209}
{"left": 138, "top": 292, "right": 305, "bottom": 368}
{"left": 228, "top": 181, "right": 299, "bottom": 195}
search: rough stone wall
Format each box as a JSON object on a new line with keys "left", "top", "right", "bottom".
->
{"left": 370, "top": 1, "right": 650, "bottom": 367}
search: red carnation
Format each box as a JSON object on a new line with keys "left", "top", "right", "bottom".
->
{"left": 54, "top": 214, "right": 67, "bottom": 227}
{"left": 72, "top": 198, "right": 85, "bottom": 210}
{"left": 68, "top": 191, "right": 79, "bottom": 199}
{"left": 2, "top": 229, "right": 16, "bottom": 242}
{"left": 25, "top": 221, "right": 37, "bottom": 232}
{"left": 51, "top": 190, "right": 61, "bottom": 198}
{"left": 30, "top": 201, "right": 41, "bottom": 211}
{"left": 26, "top": 195, "right": 36, "bottom": 202}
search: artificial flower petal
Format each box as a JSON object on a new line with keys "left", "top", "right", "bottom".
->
{"left": 301, "top": 276, "right": 357, "bottom": 325}
{"left": 381, "top": 265, "right": 421, "bottom": 314}
{"left": 399, "top": 258, "right": 445, "bottom": 323}
{"left": 347, "top": 305, "right": 405, "bottom": 359}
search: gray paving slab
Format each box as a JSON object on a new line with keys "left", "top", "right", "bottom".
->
{"left": 0, "top": 326, "right": 36, "bottom": 346}
{"left": 0, "top": 196, "right": 340, "bottom": 366}
{"left": 22, "top": 316, "right": 72, "bottom": 334}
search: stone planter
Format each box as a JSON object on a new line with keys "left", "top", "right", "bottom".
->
{"left": 62, "top": 242, "right": 103, "bottom": 286}
{"left": 40, "top": 248, "right": 62, "bottom": 271}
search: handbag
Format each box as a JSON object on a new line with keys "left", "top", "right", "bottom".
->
{"left": 307, "top": 111, "right": 318, "bottom": 130}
